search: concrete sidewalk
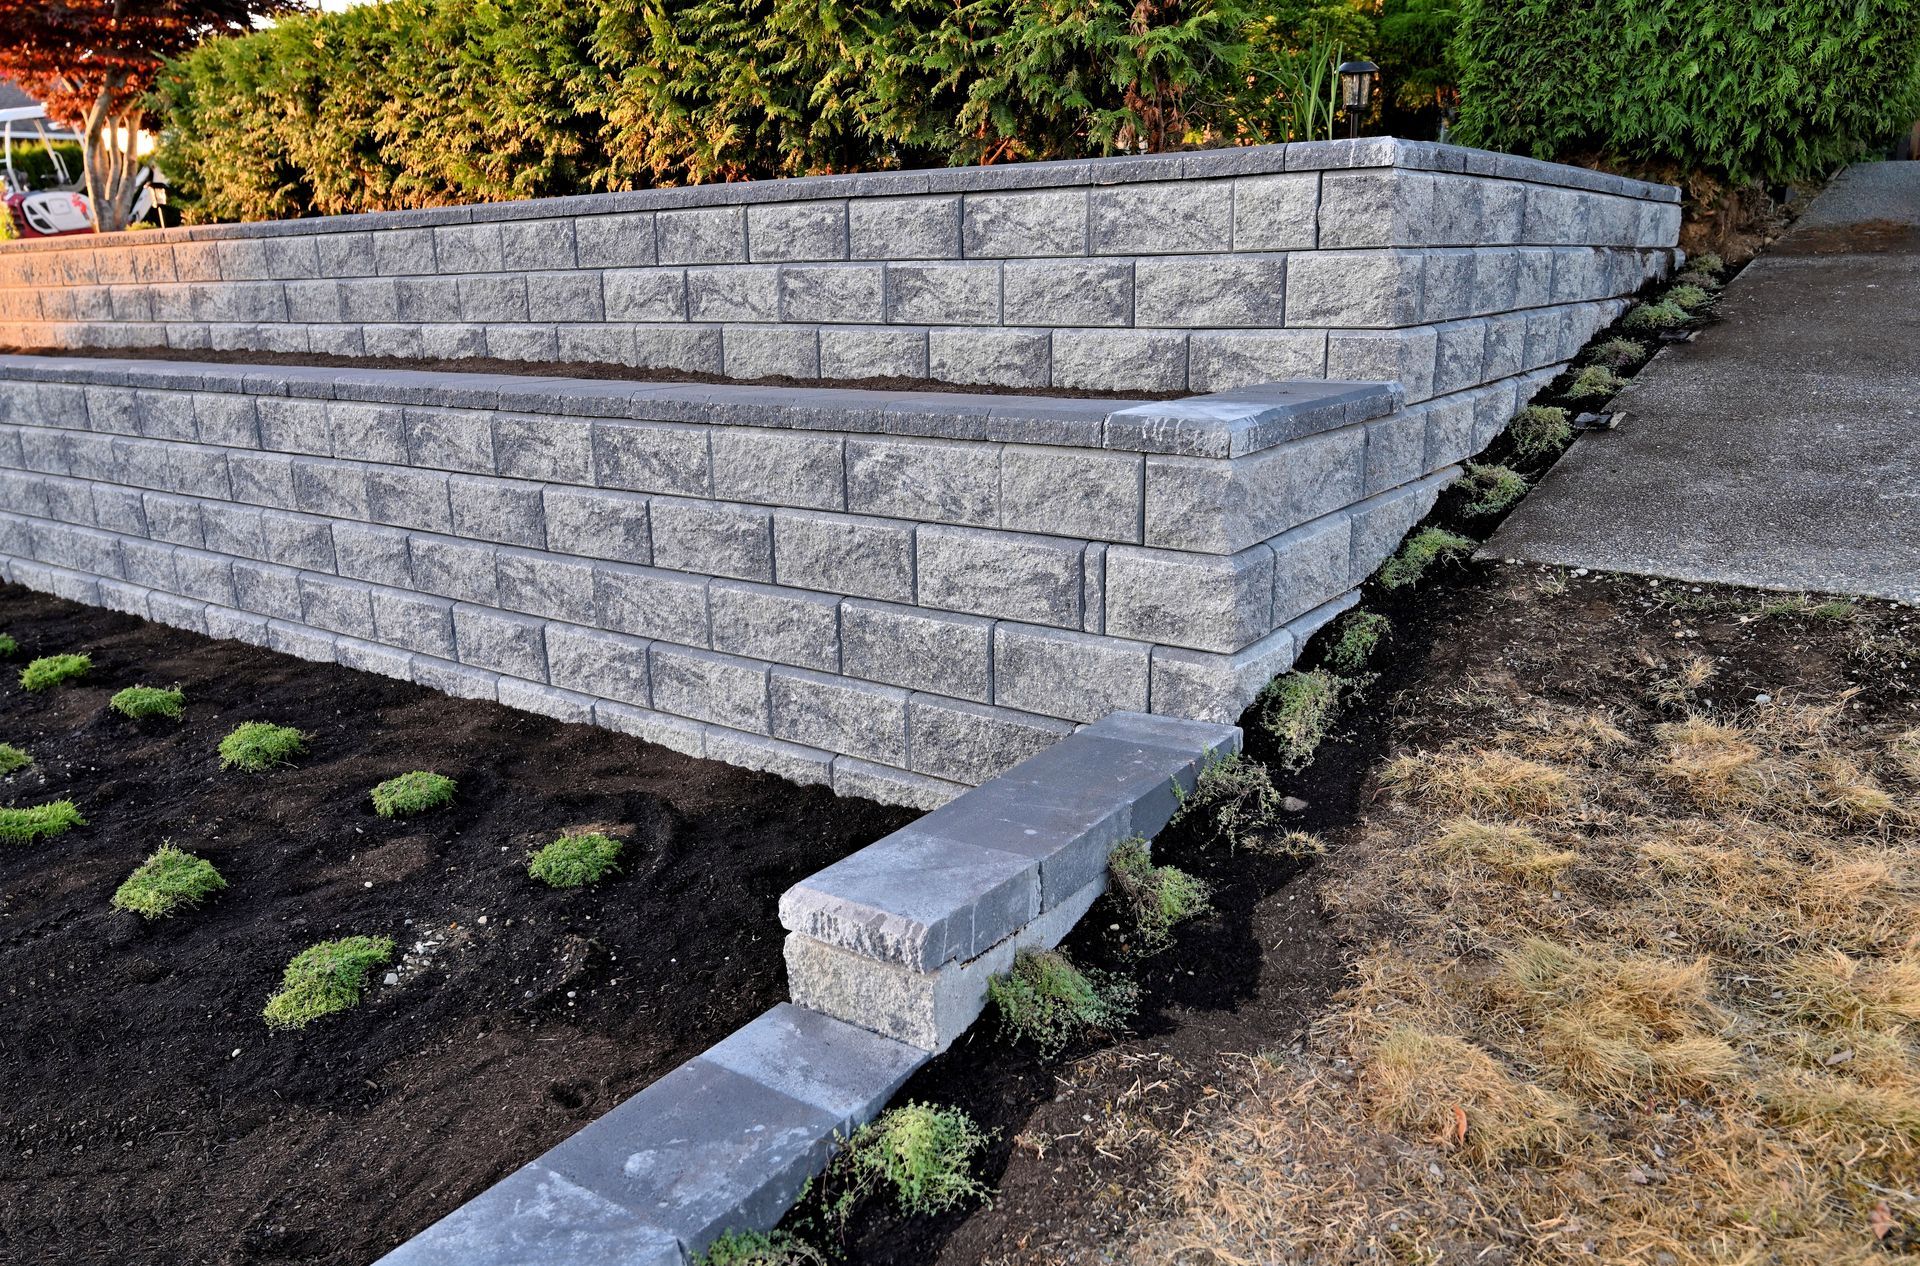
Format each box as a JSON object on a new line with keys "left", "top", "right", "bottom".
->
{"left": 1487, "top": 163, "right": 1920, "bottom": 604}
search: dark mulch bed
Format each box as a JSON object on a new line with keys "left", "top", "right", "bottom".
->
{"left": 0, "top": 346, "right": 1184, "bottom": 401}
{"left": 0, "top": 585, "right": 915, "bottom": 1266}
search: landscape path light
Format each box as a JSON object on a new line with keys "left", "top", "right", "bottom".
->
{"left": 1338, "top": 58, "right": 1380, "bottom": 139}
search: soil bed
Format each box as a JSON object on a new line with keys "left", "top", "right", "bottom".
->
{"left": 0, "top": 345, "right": 1185, "bottom": 401}
{"left": 0, "top": 585, "right": 914, "bottom": 1266}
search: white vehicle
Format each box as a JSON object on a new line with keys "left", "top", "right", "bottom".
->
{"left": 2, "top": 104, "right": 154, "bottom": 237}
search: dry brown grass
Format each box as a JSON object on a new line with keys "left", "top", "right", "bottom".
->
{"left": 1118, "top": 660, "right": 1920, "bottom": 1265}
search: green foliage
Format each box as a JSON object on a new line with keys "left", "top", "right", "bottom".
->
{"left": 1326, "top": 610, "right": 1390, "bottom": 674}
{"left": 1670, "top": 268, "right": 1724, "bottom": 292}
{"left": 370, "top": 771, "right": 457, "bottom": 818}
{"left": 1450, "top": 0, "right": 1920, "bottom": 185}
{"left": 263, "top": 935, "right": 395, "bottom": 1029}
{"left": 528, "top": 831, "right": 623, "bottom": 887}
{"left": 1566, "top": 365, "right": 1626, "bottom": 401}
{"left": 1689, "top": 253, "right": 1726, "bottom": 277}
{"left": 838, "top": 1102, "right": 992, "bottom": 1217}
{"left": 1665, "top": 283, "right": 1713, "bottom": 311}
{"left": 1622, "top": 299, "right": 1690, "bottom": 332}
{"left": 1508, "top": 405, "right": 1573, "bottom": 462}
{"left": 0, "top": 632, "right": 17, "bottom": 658}
{"left": 112, "top": 845, "right": 227, "bottom": 919}
{"left": 0, "top": 799, "right": 86, "bottom": 844}
{"left": 1, "top": 139, "right": 85, "bottom": 191}
{"left": 693, "top": 1231, "right": 824, "bottom": 1266}
{"left": 1588, "top": 337, "right": 1648, "bottom": 370}
{"left": 1457, "top": 462, "right": 1529, "bottom": 517}
{"left": 218, "top": 722, "right": 307, "bottom": 772}
{"left": 110, "top": 685, "right": 186, "bottom": 721}
{"left": 989, "top": 947, "right": 1138, "bottom": 1055}
{"left": 0, "top": 743, "right": 30, "bottom": 775}
{"left": 1377, "top": 527, "right": 1476, "bottom": 589}
{"left": 1107, "top": 839, "right": 1211, "bottom": 956}
{"left": 19, "top": 653, "right": 90, "bottom": 692}
{"left": 1374, "top": 0, "right": 1461, "bottom": 111}
{"left": 1256, "top": 669, "right": 1345, "bottom": 771}
{"left": 1173, "top": 752, "right": 1281, "bottom": 851}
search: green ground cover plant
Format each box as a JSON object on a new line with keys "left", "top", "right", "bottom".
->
{"left": 836, "top": 1102, "right": 992, "bottom": 1218}
{"left": 110, "top": 685, "right": 186, "bottom": 721}
{"left": 1108, "top": 840, "right": 1212, "bottom": 957}
{"left": 112, "top": 845, "right": 227, "bottom": 918}
{"left": 19, "top": 653, "right": 90, "bottom": 692}
{"left": 989, "top": 947, "right": 1139, "bottom": 1055}
{"left": 1457, "top": 463, "right": 1529, "bottom": 517}
{"left": 693, "top": 1231, "right": 824, "bottom": 1266}
{"left": 1622, "top": 299, "right": 1690, "bottom": 333}
{"left": 0, "top": 743, "right": 32, "bottom": 775}
{"left": 1566, "top": 365, "right": 1626, "bottom": 401}
{"left": 1665, "top": 283, "right": 1714, "bottom": 311}
{"left": 218, "top": 722, "right": 307, "bottom": 772}
{"left": 0, "top": 632, "right": 17, "bottom": 657}
{"left": 0, "top": 799, "right": 86, "bottom": 844}
{"left": 263, "top": 935, "right": 395, "bottom": 1029}
{"left": 1256, "top": 669, "right": 1346, "bottom": 771}
{"left": 370, "top": 771, "right": 457, "bottom": 817}
{"left": 1588, "top": 337, "right": 1648, "bottom": 370}
{"left": 1326, "top": 610, "right": 1390, "bottom": 674}
{"left": 1378, "top": 528, "right": 1476, "bottom": 589}
{"left": 528, "top": 831, "right": 623, "bottom": 887}
{"left": 1174, "top": 752, "right": 1282, "bottom": 851}
{"left": 1508, "top": 406, "right": 1573, "bottom": 462}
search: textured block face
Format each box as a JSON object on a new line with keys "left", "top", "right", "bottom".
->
{"left": 546, "top": 623, "right": 651, "bottom": 707}
{"left": 657, "top": 207, "right": 747, "bottom": 265}
{"left": 778, "top": 265, "right": 884, "bottom": 324}
{"left": 710, "top": 581, "right": 839, "bottom": 672}
{"left": 594, "top": 563, "right": 709, "bottom": 644}
{"left": 903, "top": 695, "right": 1074, "bottom": 785}
{"left": 1187, "top": 330, "right": 1327, "bottom": 393}
{"left": 650, "top": 644, "right": 769, "bottom": 732}
{"left": 992, "top": 622, "right": 1150, "bottom": 722}
{"left": 1001, "top": 261, "right": 1133, "bottom": 328}
{"left": 649, "top": 497, "right": 773, "bottom": 583}
{"left": 373, "top": 590, "right": 458, "bottom": 658}
{"left": 1090, "top": 182, "right": 1231, "bottom": 255}
{"left": 772, "top": 510, "right": 914, "bottom": 604}
{"left": 1104, "top": 544, "right": 1272, "bottom": 653}
{"left": 711, "top": 428, "right": 844, "bottom": 511}
{"left": 449, "top": 476, "right": 545, "bottom": 548}
{"left": 846, "top": 437, "right": 998, "bottom": 527}
{"left": 839, "top": 600, "right": 991, "bottom": 703}
{"left": 1287, "top": 249, "right": 1425, "bottom": 328}
{"left": 1233, "top": 173, "right": 1319, "bottom": 250}
{"left": 1051, "top": 330, "right": 1187, "bottom": 393}
{"left": 999, "top": 445, "right": 1141, "bottom": 541}
{"left": 769, "top": 667, "right": 908, "bottom": 765}
{"left": 962, "top": 190, "right": 1087, "bottom": 258}
{"left": 926, "top": 328, "right": 1050, "bottom": 389}
{"left": 575, "top": 211, "right": 657, "bottom": 268}
{"left": 885, "top": 263, "right": 1000, "bottom": 325}
{"left": 916, "top": 526, "right": 1082, "bottom": 626}
{"left": 410, "top": 536, "right": 499, "bottom": 605}
{"left": 454, "top": 604, "right": 548, "bottom": 680}
{"left": 498, "top": 549, "right": 596, "bottom": 623}
{"left": 849, "top": 197, "right": 960, "bottom": 260}
{"left": 723, "top": 326, "right": 820, "bottom": 379}
{"left": 543, "top": 487, "right": 651, "bottom": 565}
{"left": 603, "top": 268, "right": 687, "bottom": 321}
{"left": 820, "top": 327, "right": 928, "bottom": 380}
{"left": 748, "top": 202, "right": 849, "bottom": 263}
{"left": 593, "top": 421, "right": 710, "bottom": 496}
{"left": 1135, "top": 256, "right": 1287, "bottom": 328}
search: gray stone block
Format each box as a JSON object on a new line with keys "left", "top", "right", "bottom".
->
{"left": 1186, "top": 330, "right": 1327, "bottom": 393}
{"left": 396, "top": 275, "right": 466, "bottom": 323}
{"left": 449, "top": 475, "right": 545, "bottom": 549}
{"left": 1103, "top": 542, "right": 1272, "bottom": 652}
{"left": 500, "top": 218, "right": 577, "bottom": 272}
{"left": 594, "top": 699, "right": 706, "bottom": 756}
{"left": 206, "top": 606, "right": 272, "bottom": 647}
{"left": 926, "top": 328, "right": 1049, "bottom": 389}
{"left": 771, "top": 509, "right": 914, "bottom": 604}
{"left": 486, "top": 324, "right": 559, "bottom": 362}
{"left": 526, "top": 271, "right": 604, "bottom": 323}
{"left": 453, "top": 603, "right": 548, "bottom": 680}
{"left": 575, "top": 212, "right": 658, "bottom": 269}
{"left": 916, "top": 525, "right": 1082, "bottom": 626}
{"left": 1050, "top": 329, "right": 1187, "bottom": 393}
{"left": 232, "top": 559, "right": 303, "bottom": 620}
{"left": 886, "top": 262, "right": 999, "bottom": 325}
{"left": 687, "top": 266, "right": 780, "bottom": 323}
{"left": 328, "top": 401, "right": 408, "bottom": 464}
{"left": 497, "top": 549, "right": 596, "bottom": 624}
{"left": 367, "top": 468, "right": 454, "bottom": 533}
{"left": 704, "top": 729, "right": 834, "bottom": 788}
{"left": 769, "top": 666, "right": 908, "bottom": 765}
{"left": 493, "top": 413, "right": 593, "bottom": 485}
{"left": 256, "top": 396, "right": 331, "bottom": 456}
{"left": 414, "top": 656, "right": 499, "bottom": 701}
{"left": 1137, "top": 254, "right": 1288, "bottom": 328}
{"left": 406, "top": 407, "right": 495, "bottom": 474}
{"left": 593, "top": 562, "right": 709, "bottom": 644}
{"left": 558, "top": 324, "right": 636, "bottom": 367}
{"left": 1267, "top": 512, "right": 1352, "bottom": 626}
{"left": 820, "top": 326, "right": 929, "bottom": 380}
{"left": 492, "top": 676, "right": 594, "bottom": 724}
{"left": 1232, "top": 173, "right": 1319, "bottom": 250}
{"left": 372, "top": 589, "right": 458, "bottom": 658}
{"left": 137, "top": 391, "right": 200, "bottom": 441}
{"left": 722, "top": 326, "right": 820, "bottom": 379}
{"left": 649, "top": 496, "right": 773, "bottom": 583}
{"left": 434, "top": 223, "right": 504, "bottom": 274}
{"left": 1000, "top": 260, "right": 1132, "bottom": 328}
{"left": 905, "top": 694, "right": 1075, "bottom": 785}
{"left": 332, "top": 521, "right": 413, "bottom": 588}
{"left": 336, "top": 637, "right": 417, "bottom": 682}
{"left": 1350, "top": 469, "right": 1451, "bottom": 577}
{"left": 1089, "top": 181, "right": 1231, "bottom": 255}
{"left": 374, "top": 228, "right": 437, "bottom": 277}
{"left": 259, "top": 511, "right": 336, "bottom": 571}
{"left": 372, "top": 1162, "right": 681, "bottom": 1266}
{"left": 710, "top": 580, "right": 839, "bottom": 672}
{"left": 593, "top": 419, "right": 711, "bottom": 496}
{"left": 1363, "top": 407, "right": 1430, "bottom": 496}
{"left": 267, "top": 620, "right": 339, "bottom": 665}
{"left": 291, "top": 458, "right": 370, "bottom": 521}
{"left": 657, "top": 206, "right": 748, "bottom": 265}
{"left": 650, "top": 643, "right": 769, "bottom": 732}
{"left": 849, "top": 196, "right": 960, "bottom": 260}
{"left": 1326, "top": 327, "right": 1439, "bottom": 402}
{"left": 992, "top": 622, "right": 1149, "bottom": 722}
{"left": 748, "top": 202, "right": 849, "bottom": 262}
{"left": 174, "top": 549, "right": 237, "bottom": 606}
{"left": 409, "top": 535, "right": 499, "bottom": 605}
{"left": 711, "top": 427, "right": 845, "bottom": 511}
{"left": 603, "top": 267, "right": 688, "bottom": 321}
{"left": 298, "top": 572, "right": 376, "bottom": 637}
{"left": 778, "top": 264, "right": 884, "bottom": 324}
{"left": 839, "top": 599, "right": 991, "bottom": 703}
{"left": 152, "top": 591, "right": 211, "bottom": 632}
{"left": 1285, "top": 249, "right": 1424, "bottom": 328}
{"left": 546, "top": 622, "right": 651, "bottom": 707}
{"left": 961, "top": 190, "right": 1087, "bottom": 258}
{"left": 999, "top": 443, "right": 1141, "bottom": 541}
{"left": 544, "top": 486, "right": 651, "bottom": 565}
{"left": 845, "top": 436, "right": 998, "bottom": 527}
{"left": 831, "top": 756, "right": 964, "bottom": 810}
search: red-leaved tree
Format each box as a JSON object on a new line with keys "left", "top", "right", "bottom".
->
{"left": 0, "top": 0, "right": 297, "bottom": 231}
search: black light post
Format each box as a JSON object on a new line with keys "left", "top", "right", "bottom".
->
{"left": 1337, "top": 59, "right": 1379, "bottom": 140}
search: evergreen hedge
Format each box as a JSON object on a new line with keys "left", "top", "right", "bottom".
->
{"left": 1451, "top": 0, "right": 1920, "bottom": 184}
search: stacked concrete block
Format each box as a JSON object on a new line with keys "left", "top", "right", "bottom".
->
{"left": 1, "top": 356, "right": 1435, "bottom": 803}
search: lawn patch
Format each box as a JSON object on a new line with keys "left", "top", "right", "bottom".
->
{"left": 989, "top": 947, "right": 1138, "bottom": 1055}
{"left": 110, "top": 685, "right": 186, "bottom": 721}
{"left": 218, "top": 722, "right": 307, "bottom": 772}
{"left": 528, "top": 830, "right": 623, "bottom": 887}
{"left": 263, "top": 935, "right": 395, "bottom": 1029}
{"left": 0, "top": 743, "right": 31, "bottom": 775}
{"left": 1256, "top": 669, "right": 1345, "bottom": 771}
{"left": 20, "top": 653, "right": 90, "bottom": 692}
{"left": 112, "top": 845, "right": 227, "bottom": 919}
{"left": 370, "top": 770, "right": 457, "bottom": 818}
{"left": 1377, "top": 527, "right": 1476, "bottom": 589}
{"left": 0, "top": 632, "right": 16, "bottom": 657}
{"left": 836, "top": 1103, "right": 992, "bottom": 1217}
{"left": 1108, "top": 839, "right": 1211, "bottom": 957}
{"left": 0, "top": 799, "right": 86, "bottom": 844}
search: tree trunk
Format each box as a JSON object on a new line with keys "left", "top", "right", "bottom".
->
{"left": 81, "top": 77, "right": 140, "bottom": 234}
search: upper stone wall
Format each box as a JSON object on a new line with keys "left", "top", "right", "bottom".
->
{"left": 0, "top": 139, "right": 1681, "bottom": 398}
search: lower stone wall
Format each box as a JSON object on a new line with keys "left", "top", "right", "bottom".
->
{"left": 0, "top": 351, "right": 1573, "bottom": 804}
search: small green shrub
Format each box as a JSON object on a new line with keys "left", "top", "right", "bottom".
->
{"left": 1566, "top": 365, "right": 1626, "bottom": 401}
{"left": 693, "top": 1231, "right": 825, "bottom": 1266}
{"left": 0, "top": 799, "right": 86, "bottom": 844}
{"left": 1508, "top": 406, "right": 1573, "bottom": 462}
{"left": 1174, "top": 753, "right": 1282, "bottom": 851}
{"left": 0, "top": 743, "right": 31, "bottom": 775}
{"left": 370, "top": 771, "right": 457, "bottom": 818}
{"left": 839, "top": 1102, "right": 992, "bottom": 1218}
{"left": 1665, "top": 283, "right": 1714, "bottom": 311}
{"left": 1377, "top": 528, "right": 1477, "bottom": 590}
{"left": 110, "top": 685, "right": 186, "bottom": 721}
{"left": 1670, "top": 268, "right": 1723, "bottom": 292}
{"left": 989, "top": 947, "right": 1138, "bottom": 1055}
{"left": 1588, "top": 337, "right": 1648, "bottom": 370}
{"left": 112, "top": 845, "right": 227, "bottom": 919}
{"left": 1108, "top": 840, "right": 1211, "bottom": 956}
{"left": 528, "top": 831, "right": 623, "bottom": 887}
{"left": 1690, "top": 253, "right": 1726, "bottom": 277}
{"left": 20, "top": 653, "right": 91, "bottom": 692}
{"left": 1622, "top": 300, "right": 1690, "bottom": 332}
{"left": 1326, "top": 611, "right": 1390, "bottom": 674}
{"left": 1256, "top": 669, "right": 1345, "bottom": 771}
{"left": 0, "top": 632, "right": 17, "bottom": 658}
{"left": 1457, "top": 463, "right": 1529, "bottom": 517}
{"left": 218, "top": 722, "right": 307, "bottom": 772}
{"left": 263, "top": 935, "right": 395, "bottom": 1029}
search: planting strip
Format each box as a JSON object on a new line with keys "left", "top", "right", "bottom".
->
{"left": 376, "top": 709, "right": 1235, "bottom": 1264}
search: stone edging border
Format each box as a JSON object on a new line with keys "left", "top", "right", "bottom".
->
{"left": 375, "top": 710, "right": 1237, "bottom": 1264}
